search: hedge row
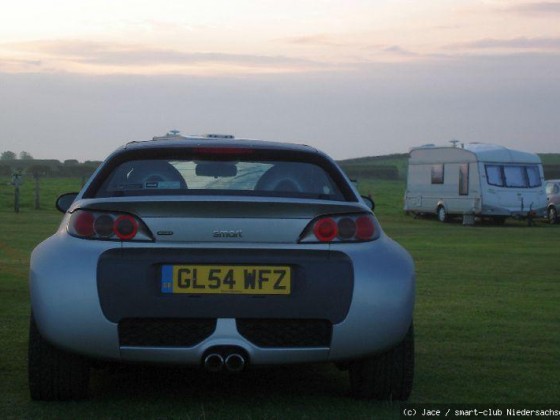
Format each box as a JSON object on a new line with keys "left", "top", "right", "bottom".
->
{"left": 543, "top": 165, "right": 560, "bottom": 180}
{"left": 2, "top": 161, "right": 557, "bottom": 181}
{"left": 339, "top": 164, "right": 401, "bottom": 180}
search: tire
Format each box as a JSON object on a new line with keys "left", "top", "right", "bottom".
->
{"left": 548, "top": 207, "right": 558, "bottom": 224}
{"left": 437, "top": 206, "right": 448, "bottom": 223}
{"left": 349, "top": 323, "right": 414, "bottom": 401}
{"left": 28, "top": 314, "right": 90, "bottom": 400}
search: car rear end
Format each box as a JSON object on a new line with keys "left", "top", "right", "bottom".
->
{"left": 29, "top": 137, "right": 415, "bottom": 400}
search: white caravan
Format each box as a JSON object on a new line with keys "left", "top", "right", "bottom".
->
{"left": 404, "top": 143, "right": 547, "bottom": 223}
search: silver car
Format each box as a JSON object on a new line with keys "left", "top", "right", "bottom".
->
{"left": 546, "top": 179, "right": 560, "bottom": 224}
{"left": 29, "top": 134, "right": 415, "bottom": 401}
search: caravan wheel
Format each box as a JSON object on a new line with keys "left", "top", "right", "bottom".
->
{"left": 437, "top": 206, "right": 448, "bottom": 223}
{"left": 549, "top": 207, "right": 558, "bottom": 224}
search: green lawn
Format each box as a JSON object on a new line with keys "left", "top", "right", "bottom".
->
{"left": 1, "top": 177, "right": 559, "bottom": 418}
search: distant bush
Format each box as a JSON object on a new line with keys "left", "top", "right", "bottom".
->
{"left": 26, "top": 164, "right": 52, "bottom": 178}
{"left": 543, "top": 165, "right": 560, "bottom": 179}
{"left": 339, "top": 164, "right": 400, "bottom": 180}
{"left": 0, "top": 159, "right": 100, "bottom": 179}
{"left": 339, "top": 153, "right": 408, "bottom": 164}
{"left": 0, "top": 164, "right": 11, "bottom": 176}
{"left": 58, "top": 165, "right": 96, "bottom": 178}
{"left": 338, "top": 154, "right": 408, "bottom": 180}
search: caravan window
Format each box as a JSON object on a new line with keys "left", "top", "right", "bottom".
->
{"left": 431, "top": 164, "right": 444, "bottom": 184}
{"left": 459, "top": 164, "right": 469, "bottom": 195}
{"left": 485, "top": 164, "right": 542, "bottom": 188}
{"left": 486, "top": 165, "right": 503, "bottom": 187}
{"left": 526, "top": 166, "right": 541, "bottom": 187}
{"left": 503, "top": 166, "right": 526, "bottom": 187}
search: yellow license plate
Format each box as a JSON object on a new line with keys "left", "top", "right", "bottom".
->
{"left": 161, "top": 265, "right": 291, "bottom": 295}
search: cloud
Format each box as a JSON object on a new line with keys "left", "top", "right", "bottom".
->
{"left": 0, "top": 58, "right": 42, "bottom": 67}
{"left": 506, "top": 1, "right": 560, "bottom": 14}
{"left": 279, "top": 36, "right": 423, "bottom": 63}
{"left": 444, "top": 36, "right": 560, "bottom": 51}
{"left": 86, "top": 49, "right": 315, "bottom": 68}
{"left": 0, "top": 39, "right": 327, "bottom": 74}
{"left": 382, "top": 45, "right": 417, "bottom": 57}
{"left": 279, "top": 35, "right": 410, "bottom": 58}
{"left": 280, "top": 34, "right": 345, "bottom": 47}
{"left": 3, "top": 38, "right": 426, "bottom": 75}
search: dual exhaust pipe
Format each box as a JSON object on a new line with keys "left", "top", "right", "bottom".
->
{"left": 204, "top": 352, "right": 246, "bottom": 373}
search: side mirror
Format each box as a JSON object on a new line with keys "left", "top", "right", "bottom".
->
{"left": 361, "top": 195, "right": 375, "bottom": 211}
{"left": 56, "top": 192, "right": 79, "bottom": 213}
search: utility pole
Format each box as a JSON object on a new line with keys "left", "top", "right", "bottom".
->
{"left": 34, "top": 173, "right": 40, "bottom": 209}
{"left": 11, "top": 172, "right": 23, "bottom": 213}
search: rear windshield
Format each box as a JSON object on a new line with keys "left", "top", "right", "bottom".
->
{"left": 485, "top": 164, "right": 542, "bottom": 188}
{"left": 94, "top": 158, "right": 345, "bottom": 200}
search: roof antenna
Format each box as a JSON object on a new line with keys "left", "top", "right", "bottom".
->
{"left": 449, "top": 139, "right": 459, "bottom": 148}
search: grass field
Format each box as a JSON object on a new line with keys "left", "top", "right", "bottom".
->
{"left": 1, "top": 177, "right": 559, "bottom": 418}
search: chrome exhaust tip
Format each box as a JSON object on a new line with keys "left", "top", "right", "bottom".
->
{"left": 204, "top": 353, "right": 224, "bottom": 372}
{"left": 224, "top": 353, "right": 246, "bottom": 373}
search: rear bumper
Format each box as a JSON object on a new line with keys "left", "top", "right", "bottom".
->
{"left": 97, "top": 248, "right": 353, "bottom": 324}
{"left": 30, "top": 234, "right": 414, "bottom": 364}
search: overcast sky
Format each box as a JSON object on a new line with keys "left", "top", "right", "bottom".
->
{"left": 1, "top": 0, "right": 559, "bottom": 161}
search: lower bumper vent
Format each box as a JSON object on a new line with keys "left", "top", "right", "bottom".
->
{"left": 236, "top": 319, "right": 332, "bottom": 348}
{"left": 119, "top": 318, "right": 216, "bottom": 347}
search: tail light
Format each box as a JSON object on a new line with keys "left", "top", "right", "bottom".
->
{"left": 299, "top": 213, "right": 378, "bottom": 243}
{"left": 67, "top": 209, "right": 153, "bottom": 241}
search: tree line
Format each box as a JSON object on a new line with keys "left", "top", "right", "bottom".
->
{"left": 1, "top": 151, "right": 33, "bottom": 160}
{"left": 0, "top": 151, "right": 100, "bottom": 179}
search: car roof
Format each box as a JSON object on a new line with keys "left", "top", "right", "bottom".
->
{"left": 122, "top": 135, "right": 319, "bottom": 154}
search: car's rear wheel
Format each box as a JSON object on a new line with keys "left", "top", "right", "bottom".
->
{"left": 437, "top": 206, "right": 447, "bottom": 223}
{"left": 28, "top": 314, "right": 90, "bottom": 400}
{"left": 349, "top": 323, "right": 414, "bottom": 401}
{"left": 548, "top": 206, "right": 558, "bottom": 224}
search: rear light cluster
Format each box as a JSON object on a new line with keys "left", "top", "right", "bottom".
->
{"left": 67, "top": 209, "right": 153, "bottom": 241}
{"left": 299, "top": 213, "right": 378, "bottom": 243}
